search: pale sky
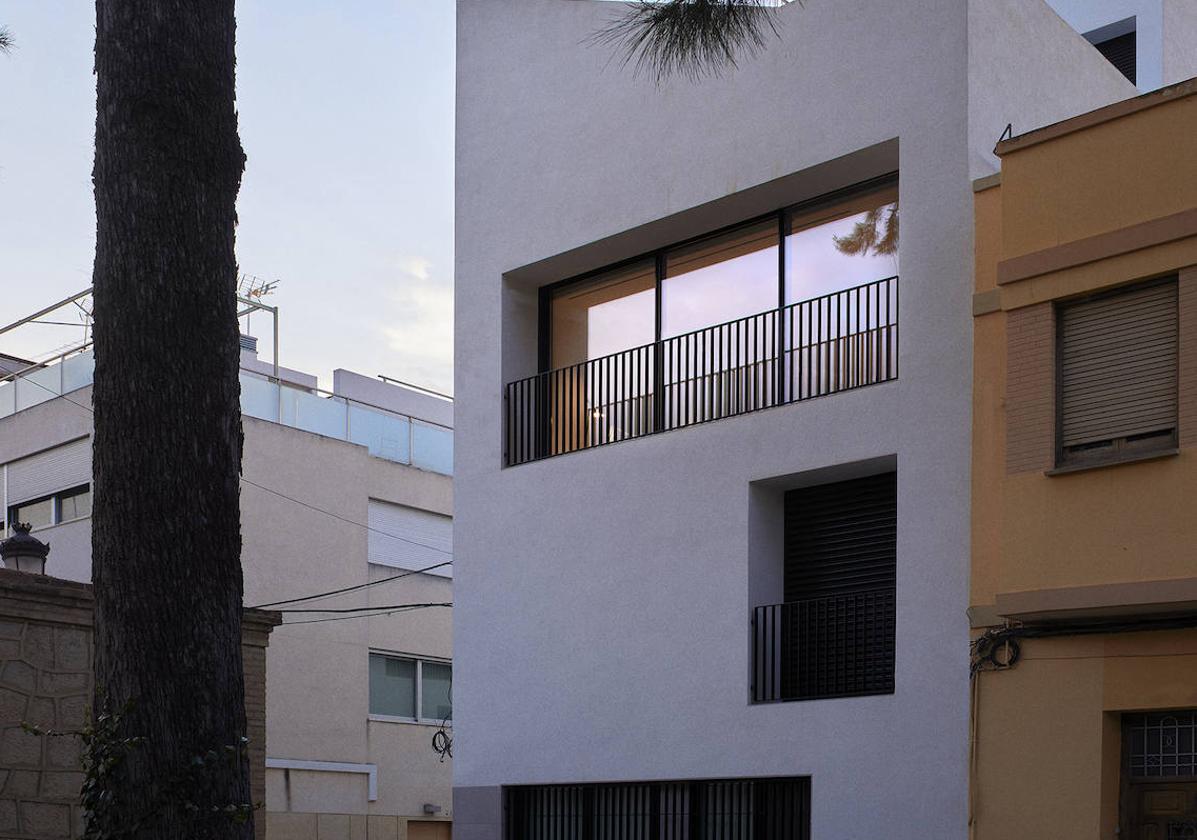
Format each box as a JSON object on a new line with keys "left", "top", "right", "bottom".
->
{"left": 0, "top": 1, "right": 456, "bottom": 394}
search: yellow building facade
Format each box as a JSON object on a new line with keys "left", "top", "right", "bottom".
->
{"left": 971, "top": 80, "right": 1197, "bottom": 839}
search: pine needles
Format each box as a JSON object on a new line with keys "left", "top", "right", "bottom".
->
{"left": 592, "top": 1, "right": 791, "bottom": 83}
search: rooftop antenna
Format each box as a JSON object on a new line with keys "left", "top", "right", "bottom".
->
{"left": 236, "top": 273, "right": 281, "bottom": 337}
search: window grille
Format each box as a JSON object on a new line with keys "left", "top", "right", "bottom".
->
{"left": 505, "top": 777, "right": 810, "bottom": 840}
{"left": 1126, "top": 711, "right": 1197, "bottom": 779}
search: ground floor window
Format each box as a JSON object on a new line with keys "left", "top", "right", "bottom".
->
{"left": 505, "top": 777, "right": 810, "bottom": 840}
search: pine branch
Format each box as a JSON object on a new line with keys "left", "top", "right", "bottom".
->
{"left": 591, "top": 1, "right": 793, "bottom": 83}
{"left": 0, "top": 26, "right": 14, "bottom": 55}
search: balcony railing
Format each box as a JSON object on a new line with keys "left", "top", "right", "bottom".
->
{"left": 505, "top": 276, "right": 897, "bottom": 466}
{"left": 751, "top": 588, "right": 896, "bottom": 703}
{"left": 0, "top": 346, "right": 453, "bottom": 476}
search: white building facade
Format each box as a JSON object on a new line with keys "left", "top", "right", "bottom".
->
{"left": 452, "top": 1, "right": 1135, "bottom": 838}
{"left": 1045, "top": 0, "right": 1197, "bottom": 90}
{"left": 0, "top": 312, "right": 455, "bottom": 839}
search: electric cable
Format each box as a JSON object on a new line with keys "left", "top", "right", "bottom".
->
{"left": 249, "top": 562, "right": 451, "bottom": 609}
{"left": 280, "top": 603, "right": 446, "bottom": 626}
{"left": 274, "top": 602, "right": 451, "bottom": 614}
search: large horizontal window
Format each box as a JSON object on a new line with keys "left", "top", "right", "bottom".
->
{"left": 550, "top": 260, "right": 656, "bottom": 370}
{"left": 662, "top": 219, "right": 779, "bottom": 339}
{"left": 507, "top": 178, "right": 899, "bottom": 465}
{"left": 368, "top": 652, "right": 452, "bottom": 724}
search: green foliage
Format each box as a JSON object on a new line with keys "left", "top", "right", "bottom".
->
{"left": 23, "top": 699, "right": 256, "bottom": 839}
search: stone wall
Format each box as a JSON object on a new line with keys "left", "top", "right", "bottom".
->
{"left": 0, "top": 568, "right": 278, "bottom": 839}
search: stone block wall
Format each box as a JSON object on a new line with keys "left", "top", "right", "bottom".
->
{"left": 0, "top": 568, "right": 278, "bottom": 839}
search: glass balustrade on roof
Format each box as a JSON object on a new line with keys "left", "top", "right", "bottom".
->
{"left": 0, "top": 349, "right": 451, "bottom": 476}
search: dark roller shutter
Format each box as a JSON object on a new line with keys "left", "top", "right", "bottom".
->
{"left": 778, "top": 471, "right": 896, "bottom": 700}
{"left": 784, "top": 471, "right": 896, "bottom": 602}
{"left": 1095, "top": 31, "right": 1136, "bottom": 84}
{"left": 1059, "top": 278, "right": 1177, "bottom": 451}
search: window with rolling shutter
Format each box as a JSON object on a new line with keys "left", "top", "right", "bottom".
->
{"left": 367, "top": 500, "right": 452, "bottom": 578}
{"left": 755, "top": 471, "right": 896, "bottom": 701}
{"left": 5, "top": 438, "right": 92, "bottom": 505}
{"left": 1058, "top": 277, "right": 1178, "bottom": 467}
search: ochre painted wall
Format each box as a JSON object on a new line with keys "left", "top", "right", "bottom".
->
{"left": 972, "top": 85, "right": 1197, "bottom": 611}
{"left": 972, "top": 630, "right": 1197, "bottom": 840}
{"left": 971, "top": 84, "right": 1197, "bottom": 840}
{"left": 999, "top": 88, "right": 1197, "bottom": 257}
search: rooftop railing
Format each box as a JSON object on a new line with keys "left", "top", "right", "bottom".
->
{"left": 0, "top": 346, "right": 453, "bottom": 476}
{"left": 504, "top": 275, "right": 898, "bottom": 466}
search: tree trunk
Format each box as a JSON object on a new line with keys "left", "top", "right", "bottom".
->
{"left": 91, "top": 1, "right": 248, "bottom": 837}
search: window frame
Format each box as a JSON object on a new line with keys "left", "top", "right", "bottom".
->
{"left": 537, "top": 173, "right": 899, "bottom": 374}
{"left": 367, "top": 650, "right": 452, "bottom": 727}
{"left": 4, "top": 483, "right": 92, "bottom": 536}
{"left": 1053, "top": 275, "right": 1180, "bottom": 472}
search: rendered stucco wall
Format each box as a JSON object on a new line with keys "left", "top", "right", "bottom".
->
{"left": 968, "top": 0, "right": 1136, "bottom": 181}
{"left": 454, "top": 1, "right": 1132, "bottom": 837}
{"left": 1045, "top": 0, "right": 1164, "bottom": 90}
{"left": 972, "top": 629, "right": 1197, "bottom": 839}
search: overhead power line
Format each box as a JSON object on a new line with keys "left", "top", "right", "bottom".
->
{"left": 275, "top": 602, "right": 452, "bottom": 614}
{"left": 280, "top": 602, "right": 449, "bottom": 626}
{"left": 250, "top": 561, "right": 452, "bottom": 609}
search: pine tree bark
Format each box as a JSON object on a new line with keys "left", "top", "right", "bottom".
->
{"left": 91, "top": 1, "right": 249, "bottom": 837}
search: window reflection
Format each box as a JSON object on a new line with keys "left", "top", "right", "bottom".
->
{"left": 549, "top": 261, "right": 655, "bottom": 369}
{"left": 662, "top": 220, "right": 778, "bottom": 339}
{"left": 785, "top": 187, "right": 898, "bottom": 305}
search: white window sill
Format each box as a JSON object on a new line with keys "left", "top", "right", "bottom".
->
{"left": 368, "top": 714, "right": 452, "bottom": 728}
{"left": 23, "top": 514, "right": 92, "bottom": 535}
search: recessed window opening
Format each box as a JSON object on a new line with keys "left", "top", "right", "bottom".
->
{"left": 505, "top": 178, "right": 900, "bottom": 466}
{"left": 752, "top": 471, "right": 896, "bottom": 703}
{"left": 546, "top": 177, "right": 899, "bottom": 367}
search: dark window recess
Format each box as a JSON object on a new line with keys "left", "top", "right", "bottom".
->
{"left": 753, "top": 472, "right": 896, "bottom": 702}
{"left": 1057, "top": 277, "right": 1177, "bottom": 468}
{"left": 1094, "top": 30, "right": 1136, "bottom": 84}
{"left": 505, "top": 778, "right": 810, "bottom": 840}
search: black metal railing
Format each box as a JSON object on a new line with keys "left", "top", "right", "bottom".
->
{"left": 751, "top": 588, "right": 896, "bottom": 703}
{"left": 505, "top": 276, "right": 898, "bottom": 466}
{"left": 505, "top": 777, "right": 811, "bottom": 840}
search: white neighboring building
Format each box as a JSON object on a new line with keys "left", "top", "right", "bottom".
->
{"left": 453, "top": 1, "right": 1137, "bottom": 838}
{"left": 0, "top": 309, "right": 455, "bottom": 839}
{"left": 1046, "top": 0, "right": 1197, "bottom": 89}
